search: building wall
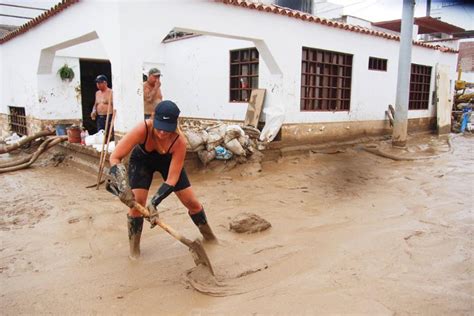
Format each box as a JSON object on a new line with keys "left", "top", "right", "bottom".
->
{"left": 163, "top": 36, "right": 257, "bottom": 121}
{"left": 163, "top": 33, "right": 457, "bottom": 124}
{"left": 457, "top": 40, "right": 474, "bottom": 82}
{"left": 0, "top": 0, "right": 459, "bottom": 141}
{"left": 0, "top": 1, "right": 114, "bottom": 131}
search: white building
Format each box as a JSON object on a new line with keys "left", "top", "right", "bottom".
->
{"left": 0, "top": 0, "right": 459, "bottom": 145}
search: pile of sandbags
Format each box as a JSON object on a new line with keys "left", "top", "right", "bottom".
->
{"left": 183, "top": 123, "right": 262, "bottom": 166}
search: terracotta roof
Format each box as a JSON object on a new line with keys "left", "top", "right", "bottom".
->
{"left": 373, "top": 16, "right": 465, "bottom": 35}
{"left": 0, "top": 0, "right": 79, "bottom": 44}
{"left": 215, "top": 0, "right": 457, "bottom": 53}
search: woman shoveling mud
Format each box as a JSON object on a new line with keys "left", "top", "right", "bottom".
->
{"left": 105, "top": 100, "right": 216, "bottom": 261}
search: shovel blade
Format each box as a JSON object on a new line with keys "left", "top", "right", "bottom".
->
{"left": 188, "top": 239, "right": 215, "bottom": 276}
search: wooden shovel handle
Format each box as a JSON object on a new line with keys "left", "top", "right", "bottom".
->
{"left": 131, "top": 201, "right": 194, "bottom": 247}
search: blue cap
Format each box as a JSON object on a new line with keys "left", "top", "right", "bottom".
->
{"left": 95, "top": 74, "right": 108, "bottom": 83}
{"left": 153, "top": 100, "right": 180, "bottom": 132}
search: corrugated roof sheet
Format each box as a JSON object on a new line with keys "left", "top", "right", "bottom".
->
{"left": 373, "top": 16, "right": 465, "bottom": 35}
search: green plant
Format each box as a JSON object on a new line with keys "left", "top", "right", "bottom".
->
{"left": 57, "top": 64, "right": 75, "bottom": 81}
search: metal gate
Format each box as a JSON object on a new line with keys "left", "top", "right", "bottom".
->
{"left": 8, "top": 106, "right": 27, "bottom": 136}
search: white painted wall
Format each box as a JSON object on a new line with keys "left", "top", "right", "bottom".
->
{"left": 0, "top": 0, "right": 114, "bottom": 123}
{"left": 0, "top": 0, "right": 459, "bottom": 135}
{"left": 162, "top": 30, "right": 457, "bottom": 125}
{"left": 36, "top": 56, "right": 81, "bottom": 120}
{"left": 56, "top": 38, "right": 108, "bottom": 60}
{"left": 163, "top": 36, "right": 257, "bottom": 121}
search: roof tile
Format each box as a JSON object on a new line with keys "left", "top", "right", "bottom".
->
{"left": 215, "top": 0, "right": 457, "bottom": 53}
{"left": 0, "top": 0, "right": 79, "bottom": 44}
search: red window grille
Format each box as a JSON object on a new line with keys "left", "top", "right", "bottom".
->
{"left": 301, "top": 47, "right": 352, "bottom": 111}
{"left": 409, "top": 64, "right": 432, "bottom": 110}
{"left": 230, "top": 48, "right": 259, "bottom": 102}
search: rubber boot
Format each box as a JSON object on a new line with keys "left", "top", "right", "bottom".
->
{"left": 189, "top": 209, "right": 216, "bottom": 241}
{"left": 127, "top": 215, "right": 143, "bottom": 260}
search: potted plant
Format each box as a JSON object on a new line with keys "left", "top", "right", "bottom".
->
{"left": 58, "top": 64, "right": 75, "bottom": 81}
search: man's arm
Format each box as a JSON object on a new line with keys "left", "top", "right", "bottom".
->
{"left": 143, "top": 83, "right": 161, "bottom": 103}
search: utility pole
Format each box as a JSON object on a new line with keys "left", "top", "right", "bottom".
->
{"left": 392, "top": 0, "right": 415, "bottom": 147}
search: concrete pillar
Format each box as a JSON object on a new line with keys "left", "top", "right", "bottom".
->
{"left": 392, "top": 0, "right": 415, "bottom": 147}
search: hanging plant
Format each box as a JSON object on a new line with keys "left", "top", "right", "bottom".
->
{"left": 57, "top": 64, "right": 75, "bottom": 81}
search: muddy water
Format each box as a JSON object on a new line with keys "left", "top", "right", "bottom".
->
{"left": 0, "top": 134, "right": 473, "bottom": 314}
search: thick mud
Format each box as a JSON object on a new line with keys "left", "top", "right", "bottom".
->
{"left": 0, "top": 134, "right": 473, "bottom": 314}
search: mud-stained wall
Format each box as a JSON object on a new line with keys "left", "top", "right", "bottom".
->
{"left": 28, "top": 117, "right": 81, "bottom": 135}
{"left": 276, "top": 118, "right": 435, "bottom": 146}
{"left": 0, "top": 113, "right": 9, "bottom": 138}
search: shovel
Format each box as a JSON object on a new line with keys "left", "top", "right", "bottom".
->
{"left": 129, "top": 201, "right": 215, "bottom": 275}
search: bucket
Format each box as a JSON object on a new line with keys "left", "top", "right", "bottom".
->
{"left": 56, "top": 124, "right": 68, "bottom": 136}
{"left": 67, "top": 126, "right": 82, "bottom": 143}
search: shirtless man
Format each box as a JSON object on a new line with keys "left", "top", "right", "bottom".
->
{"left": 91, "top": 74, "right": 114, "bottom": 140}
{"left": 143, "top": 68, "right": 163, "bottom": 119}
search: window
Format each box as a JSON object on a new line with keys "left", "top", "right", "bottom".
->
{"left": 8, "top": 106, "right": 27, "bottom": 136}
{"left": 230, "top": 48, "right": 259, "bottom": 102}
{"left": 409, "top": 64, "right": 432, "bottom": 110}
{"left": 301, "top": 47, "right": 352, "bottom": 111}
{"left": 368, "top": 57, "right": 387, "bottom": 71}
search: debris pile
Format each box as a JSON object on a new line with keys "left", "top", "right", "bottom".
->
{"left": 181, "top": 122, "right": 264, "bottom": 166}
{"left": 453, "top": 101, "right": 473, "bottom": 133}
{"left": 229, "top": 212, "right": 271, "bottom": 234}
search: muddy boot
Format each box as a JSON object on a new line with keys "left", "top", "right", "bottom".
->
{"left": 190, "top": 209, "right": 216, "bottom": 241}
{"left": 127, "top": 215, "right": 143, "bottom": 260}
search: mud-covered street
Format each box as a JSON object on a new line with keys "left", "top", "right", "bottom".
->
{"left": 1, "top": 134, "right": 473, "bottom": 315}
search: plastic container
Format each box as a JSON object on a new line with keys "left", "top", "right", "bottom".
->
{"left": 67, "top": 126, "right": 82, "bottom": 143}
{"left": 56, "top": 124, "right": 68, "bottom": 136}
{"left": 80, "top": 129, "right": 89, "bottom": 145}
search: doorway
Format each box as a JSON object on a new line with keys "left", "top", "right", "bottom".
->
{"left": 79, "top": 59, "right": 112, "bottom": 134}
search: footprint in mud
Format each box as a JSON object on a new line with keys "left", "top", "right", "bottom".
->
{"left": 68, "top": 217, "right": 80, "bottom": 224}
{"left": 0, "top": 197, "right": 52, "bottom": 230}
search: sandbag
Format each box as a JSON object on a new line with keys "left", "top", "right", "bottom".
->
{"left": 184, "top": 130, "right": 208, "bottom": 152}
{"left": 197, "top": 149, "right": 216, "bottom": 166}
{"left": 225, "top": 138, "right": 246, "bottom": 156}
{"left": 224, "top": 125, "right": 245, "bottom": 143}
{"left": 206, "top": 124, "right": 227, "bottom": 138}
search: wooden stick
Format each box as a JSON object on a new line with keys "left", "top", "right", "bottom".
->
{"left": 96, "top": 92, "right": 113, "bottom": 190}
{"left": 96, "top": 110, "right": 116, "bottom": 189}
{"left": 386, "top": 110, "right": 394, "bottom": 127}
{"left": 131, "top": 201, "right": 214, "bottom": 275}
{"left": 388, "top": 104, "right": 395, "bottom": 118}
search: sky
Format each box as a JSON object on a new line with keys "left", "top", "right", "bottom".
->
{"left": 0, "top": 0, "right": 473, "bottom": 29}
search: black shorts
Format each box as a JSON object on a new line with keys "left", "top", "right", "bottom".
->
{"left": 128, "top": 145, "right": 191, "bottom": 191}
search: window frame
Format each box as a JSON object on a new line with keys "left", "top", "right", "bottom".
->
{"left": 409, "top": 63, "right": 432, "bottom": 110}
{"left": 300, "top": 47, "right": 353, "bottom": 112}
{"left": 229, "top": 47, "right": 259, "bottom": 103}
{"left": 8, "top": 106, "right": 27, "bottom": 136}
{"left": 368, "top": 57, "right": 388, "bottom": 71}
